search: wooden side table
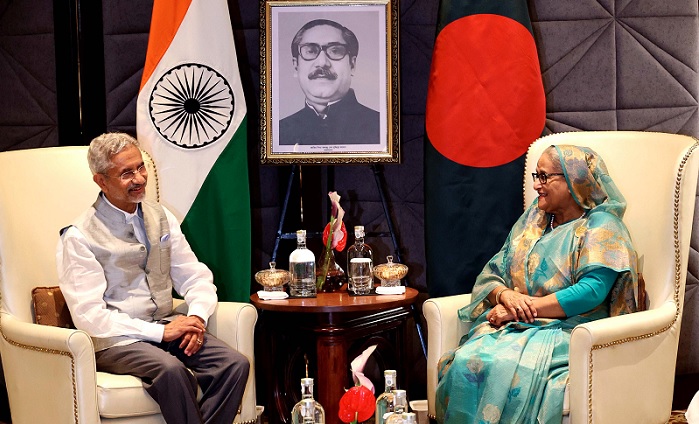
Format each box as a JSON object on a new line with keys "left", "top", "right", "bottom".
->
{"left": 251, "top": 288, "right": 419, "bottom": 424}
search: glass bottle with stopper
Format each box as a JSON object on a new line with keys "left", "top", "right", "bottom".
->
{"left": 402, "top": 412, "right": 418, "bottom": 424}
{"left": 347, "top": 225, "right": 373, "bottom": 294}
{"left": 384, "top": 390, "right": 408, "bottom": 424}
{"left": 291, "top": 357, "right": 325, "bottom": 423}
{"left": 290, "top": 378, "right": 325, "bottom": 424}
{"left": 289, "top": 230, "right": 316, "bottom": 298}
{"left": 375, "top": 370, "right": 397, "bottom": 424}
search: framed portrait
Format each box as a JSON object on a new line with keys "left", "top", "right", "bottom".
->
{"left": 260, "top": 0, "right": 399, "bottom": 164}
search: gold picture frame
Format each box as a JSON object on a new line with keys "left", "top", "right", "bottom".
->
{"left": 260, "top": 0, "right": 399, "bottom": 164}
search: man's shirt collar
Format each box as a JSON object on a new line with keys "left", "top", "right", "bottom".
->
{"left": 305, "top": 98, "right": 342, "bottom": 119}
{"left": 99, "top": 192, "right": 142, "bottom": 221}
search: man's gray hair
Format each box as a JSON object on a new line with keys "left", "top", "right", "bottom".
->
{"left": 87, "top": 132, "right": 140, "bottom": 175}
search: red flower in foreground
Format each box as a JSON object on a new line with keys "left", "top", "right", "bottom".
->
{"left": 338, "top": 385, "right": 375, "bottom": 423}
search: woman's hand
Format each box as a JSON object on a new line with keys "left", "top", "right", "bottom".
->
{"left": 499, "top": 288, "right": 537, "bottom": 323}
{"left": 486, "top": 304, "right": 514, "bottom": 327}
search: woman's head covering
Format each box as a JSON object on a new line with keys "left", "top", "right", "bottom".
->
{"left": 553, "top": 145, "right": 627, "bottom": 219}
{"left": 552, "top": 145, "right": 638, "bottom": 316}
{"left": 461, "top": 143, "right": 639, "bottom": 324}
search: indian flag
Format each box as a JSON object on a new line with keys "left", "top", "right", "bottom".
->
{"left": 136, "top": 0, "right": 251, "bottom": 302}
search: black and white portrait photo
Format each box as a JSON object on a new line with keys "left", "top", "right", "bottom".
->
{"left": 261, "top": 0, "right": 398, "bottom": 164}
{"left": 279, "top": 18, "right": 380, "bottom": 147}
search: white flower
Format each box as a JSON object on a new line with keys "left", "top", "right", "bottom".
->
{"left": 350, "top": 344, "right": 377, "bottom": 393}
{"left": 327, "top": 191, "right": 345, "bottom": 248}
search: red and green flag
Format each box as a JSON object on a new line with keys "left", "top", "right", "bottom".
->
{"left": 425, "top": 0, "right": 545, "bottom": 297}
{"left": 136, "top": 0, "right": 251, "bottom": 302}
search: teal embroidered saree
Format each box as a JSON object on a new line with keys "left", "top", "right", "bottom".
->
{"left": 435, "top": 145, "right": 638, "bottom": 424}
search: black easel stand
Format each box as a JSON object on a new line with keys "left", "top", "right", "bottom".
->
{"left": 270, "top": 164, "right": 297, "bottom": 264}
{"left": 270, "top": 164, "right": 427, "bottom": 359}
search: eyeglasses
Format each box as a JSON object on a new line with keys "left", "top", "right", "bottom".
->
{"left": 105, "top": 164, "right": 147, "bottom": 182}
{"left": 298, "top": 43, "right": 349, "bottom": 61}
{"left": 532, "top": 172, "right": 565, "bottom": 184}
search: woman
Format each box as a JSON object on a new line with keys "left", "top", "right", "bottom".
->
{"left": 435, "top": 145, "right": 638, "bottom": 424}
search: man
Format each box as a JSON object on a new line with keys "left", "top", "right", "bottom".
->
{"left": 279, "top": 18, "right": 380, "bottom": 146}
{"left": 56, "top": 132, "right": 249, "bottom": 424}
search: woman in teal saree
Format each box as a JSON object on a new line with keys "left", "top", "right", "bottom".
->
{"left": 435, "top": 145, "right": 638, "bottom": 424}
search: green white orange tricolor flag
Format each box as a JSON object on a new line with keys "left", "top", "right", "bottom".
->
{"left": 425, "top": 0, "right": 546, "bottom": 297}
{"left": 137, "top": 0, "right": 251, "bottom": 302}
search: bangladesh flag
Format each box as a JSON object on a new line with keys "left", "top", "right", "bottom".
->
{"left": 425, "top": 0, "right": 545, "bottom": 297}
{"left": 136, "top": 0, "right": 251, "bottom": 302}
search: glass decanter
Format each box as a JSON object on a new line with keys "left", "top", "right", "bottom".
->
{"left": 347, "top": 225, "right": 374, "bottom": 294}
{"left": 384, "top": 389, "right": 408, "bottom": 424}
{"left": 291, "top": 377, "right": 325, "bottom": 424}
{"left": 289, "top": 230, "right": 316, "bottom": 298}
{"left": 316, "top": 248, "right": 346, "bottom": 293}
{"left": 403, "top": 412, "right": 417, "bottom": 424}
{"left": 375, "top": 370, "right": 397, "bottom": 424}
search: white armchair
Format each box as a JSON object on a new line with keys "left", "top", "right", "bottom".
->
{"left": 0, "top": 146, "right": 259, "bottom": 423}
{"left": 424, "top": 131, "right": 699, "bottom": 423}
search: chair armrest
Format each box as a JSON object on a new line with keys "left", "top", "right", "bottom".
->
{"left": 0, "top": 312, "right": 100, "bottom": 423}
{"left": 208, "top": 302, "right": 257, "bottom": 355}
{"left": 568, "top": 302, "right": 679, "bottom": 424}
{"left": 173, "top": 301, "right": 259, "bottom": 423}
{"left": 423, "top": 294, "right": 473, "bottom": 418}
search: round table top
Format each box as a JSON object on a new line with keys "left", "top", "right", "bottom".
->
{"left": 250, "top": 287, "right": 419, "bottom": 313}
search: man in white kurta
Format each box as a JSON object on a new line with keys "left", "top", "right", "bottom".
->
{"left": 57, "top": 132, "right": 248, "bottom": 424}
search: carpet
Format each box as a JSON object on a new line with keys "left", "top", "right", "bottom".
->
{"left": 670, "top": 410, "right": 688, "bottom": 423}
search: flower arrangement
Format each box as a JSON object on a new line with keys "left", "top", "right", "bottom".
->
{"left": 316, "top": 191, "right": 347, "bottom": 291}
{"left": 338, "top": 345, "right": 377, "bottom": 424}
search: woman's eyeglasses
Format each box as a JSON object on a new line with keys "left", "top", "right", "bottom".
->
{"left": 532, "top": 172, "right": 564, "bottom": 184}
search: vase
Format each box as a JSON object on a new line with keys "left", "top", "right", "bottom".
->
{"left": 316, "top": 248, "right": 347, "bottom": 293}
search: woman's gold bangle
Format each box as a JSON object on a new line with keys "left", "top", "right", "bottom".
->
{"left": 495, "top": 288, "right": 510, "bottom": 305}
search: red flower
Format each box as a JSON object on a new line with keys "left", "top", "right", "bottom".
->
{"left": 338, "top": 385, "right": 375, "bottom": 423}
{"left": 323, "top": 221, "right": 347, "bottom": 252}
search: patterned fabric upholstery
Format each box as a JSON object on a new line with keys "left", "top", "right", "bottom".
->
{"left": 32, "top": 286, "right": 74, "bottom": 329}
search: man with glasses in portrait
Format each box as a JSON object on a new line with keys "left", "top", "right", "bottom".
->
{"left": 279, "top": 19, "right": 380, "bottom": 146}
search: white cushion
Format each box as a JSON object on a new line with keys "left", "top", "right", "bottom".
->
{"left": 96, "top": 372, "right": 160, "bottom": 418}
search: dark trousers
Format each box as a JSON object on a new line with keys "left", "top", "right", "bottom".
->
{"left": 95, "top": 334, "right": 249, "bottom": 424}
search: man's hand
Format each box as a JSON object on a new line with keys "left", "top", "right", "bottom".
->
{"left": 163, "top": 315, "right": 206, "bottom": 356}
